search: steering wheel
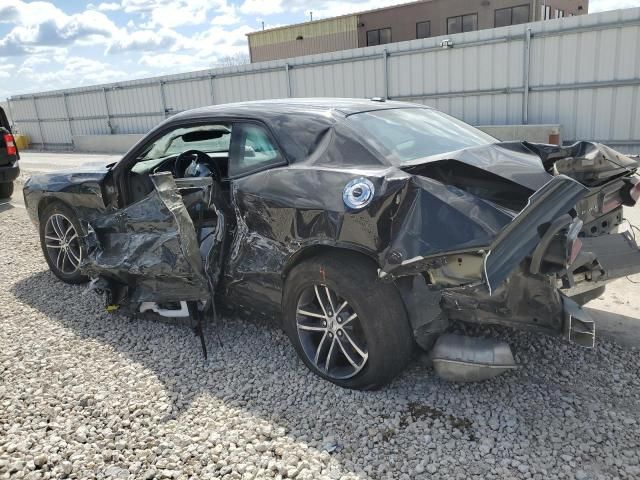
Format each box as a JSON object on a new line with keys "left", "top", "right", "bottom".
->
{"left": 173, "top": 150, "right": 220, "bottom": 180}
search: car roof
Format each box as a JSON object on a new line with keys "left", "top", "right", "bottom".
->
{"left": 170, "top": 97, "right": 427, "bottom": 122}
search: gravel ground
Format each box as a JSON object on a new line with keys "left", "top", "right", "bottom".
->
{"left": 1, "top": 206, "right": 640, "bottom": 480}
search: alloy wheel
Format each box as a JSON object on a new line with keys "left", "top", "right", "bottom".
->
{"left": 296, "top": 284, "right": 369, "bottom": 379}
{"left": 44, "top": 213, "right": 83, "bottom": 275}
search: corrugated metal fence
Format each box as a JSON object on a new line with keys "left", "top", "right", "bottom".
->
{"left": 6, "top": 7, "right": 640, "bottom": 153}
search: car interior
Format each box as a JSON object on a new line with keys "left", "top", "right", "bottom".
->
{"left": 126, "top": 122, "right": 282, "bottom": 206}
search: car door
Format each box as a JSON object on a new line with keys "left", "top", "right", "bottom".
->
{"left": 82, "top": 123, "right": 230, "bottom": 312}
{"left": 223, "top": 122, "right": 289, "bottom": 312}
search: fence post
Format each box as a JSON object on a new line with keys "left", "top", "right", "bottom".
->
{"left": 382, "top": 48, "right": 389, "bottom": 99}
{"left": 62, "top": 93, "right": 74, "bottom": 148}
{"left": 209, "top": 74, "right": 216, "bottom": 105}
{"left": 522, "top": 27, "right": 532, "bottom": 125}
{"left": 285, "top": 63, "right": 292, "bottom": 98}
{"left": 159, "top": 81, "right": 168, "bottom": 117}
{"left": 103, "top": 88, "right": 114, "bottom": 134}
{"left": 32, "top": 96, "right": 45, "bottom": 149}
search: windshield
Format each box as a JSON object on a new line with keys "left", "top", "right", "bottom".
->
{"left": 347, "top": 107, "right": 497, "bottom": 162}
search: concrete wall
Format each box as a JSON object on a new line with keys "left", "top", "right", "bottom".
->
{"left": 73, "top": 134, "right": 144, "bottom": 154}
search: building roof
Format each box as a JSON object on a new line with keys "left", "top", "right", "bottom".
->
{"left": 246, "top": 0, "right": 436, "bottom": 37}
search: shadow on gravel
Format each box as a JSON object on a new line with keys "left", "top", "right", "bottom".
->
{"left": 10, "top": 269, "right": 640, "bottom": 477}
{"left": 0, "top": 201, "right": 15, "bottom": 214}
{"left": 585, "top": 308, "right": 640, "bottom": 348}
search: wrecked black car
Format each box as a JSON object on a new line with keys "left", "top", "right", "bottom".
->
{"left": 23, "top": 98, "right": 640, "bottom": 389}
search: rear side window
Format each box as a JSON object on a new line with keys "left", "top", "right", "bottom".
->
{"left": 229, "top": 123, "right": 283, "bottom": 177}
{"left": 347, "top": 108, "right": 497, "bottom": 163}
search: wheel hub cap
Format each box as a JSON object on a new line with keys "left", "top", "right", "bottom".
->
{"left": 44, "top": 213, "right": 82, "bottom": 275}
{"left": 296, "top": 284, "right": 369, "bottom": 380}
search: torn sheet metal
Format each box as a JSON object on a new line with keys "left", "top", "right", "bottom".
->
{"left": 81, "top": 172, "right": 211, "bottom": 304}
{"left": 523, "top": 141, "right": 639, "bottom": 185}
{"left": 483, "top": 175, "right": 588, "bottom": 294}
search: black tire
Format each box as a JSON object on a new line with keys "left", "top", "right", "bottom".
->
{"left": 0, "top": 182, "right": 13, "bottom": 199}
{"left": 283, "top": 252, "right": 413, "bottom": 390}
{"left": 39, "top": 201, "right": 88, "bottom": 284}
{"left": 570, "top": 286, "right": 606, "bottom": 306}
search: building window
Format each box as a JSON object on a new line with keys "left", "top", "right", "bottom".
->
{"left": 494, "top": 5, "right": 530, "bottom": 27}
{"left": 447, "top": 13, "right": 478, "bottom": 34}
{"left": 541, "top": 5, "right": 551, "bottom": 19}
{"left": 416, "top": 21, "right": 431, "bottom": 39}
{"left": 367, "top": 28, "right": 391, "bottom": 46}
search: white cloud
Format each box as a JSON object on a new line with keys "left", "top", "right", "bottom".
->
{"left": 238, "top": 0, "right": 404, "bottom": 19}
{"left": 107, "top": 28, "right": 185, "bottom": 54}
{"left": 120, "top": 0, "right": 234, "bottom": 28}
{"left": 0, "top": 63, "right": 14, "bottom": 77}
{"left": 211, "top": 12, "right": 242, "bottom": 26}
{"left": 210, "top": 2, "right": 241, "bottom": 26}
{"left": 188, "top": 24, "right": 252, "bottom": 62}
{"left": 0, "top": 1, "right": 119, "bottom": 56}
{"left": 590, "top": 0, "right": 640, "bottom": 12}
{"left": 9, "top": 53, "right": 127, "bottom": 92}
{"left": 97, "top": 2, "right": 121, "bottom": 11}
{"left": 139, "top": 52, "right": 209, "bottom": 70}
{"left": 240, "top": 0, "right": 284, "bottom": 16}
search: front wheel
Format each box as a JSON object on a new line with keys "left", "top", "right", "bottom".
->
{"left": 39, "top": 202, "right": 88, "bottom": 284}
{"left": 283, "top": 252, "right": 413, "bottom": 390}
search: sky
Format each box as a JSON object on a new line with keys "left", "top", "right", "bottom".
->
{"left": 0, "top": 0, "right": 639, "bottom": 99}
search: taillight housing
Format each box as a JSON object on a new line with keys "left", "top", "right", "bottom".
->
{"left": 566, "top": 218, "right": 583, "bottom": 266}
{"left": 568, "top": 236, "right": 583, "bottom": 265}
{"left": 622, "top": 177, "right": 640, "bottom": 206}
{"left": 3, "top": 133, "right": 16, "bottom": 156}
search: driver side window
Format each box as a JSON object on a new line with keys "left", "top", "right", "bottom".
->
{"left": 132, "top": 124, "right": 232, "bottom": 175}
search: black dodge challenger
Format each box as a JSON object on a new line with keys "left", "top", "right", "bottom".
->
{"left": 23, "top": 98, "right": 640, "bottom": 389}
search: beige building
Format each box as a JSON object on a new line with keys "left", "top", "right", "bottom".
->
{"left": 247, "top": 0, "right": 588, "bottom": 63}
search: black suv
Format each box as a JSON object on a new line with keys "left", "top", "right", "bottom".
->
{"left": 0, "top": 106, "right": 19, "bottom": 199}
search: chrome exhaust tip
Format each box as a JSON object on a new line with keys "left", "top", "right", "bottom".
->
{"left": 431, "top": 334, "right": 518, "bottom": 382}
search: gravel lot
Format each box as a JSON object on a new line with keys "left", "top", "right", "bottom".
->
{"left": 1, "top": 202, "right": 640, "bottom": 480}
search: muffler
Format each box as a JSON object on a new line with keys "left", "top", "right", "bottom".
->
{"left": 430, "top": 334, "right": 518, "bottom": 382}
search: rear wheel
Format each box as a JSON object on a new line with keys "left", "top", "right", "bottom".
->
{"left": 283, "top": 252, "right": 413, "bottom": 390}
{"left": 0, "top": 182, "right": 13, "bottom": 199}
{"left": 39, "top": 202, "right": 88, "bottom": 284}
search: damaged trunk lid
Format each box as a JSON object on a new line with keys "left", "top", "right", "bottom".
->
{"left": 381, "top": 141, "right": 639, "bottom": 293}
